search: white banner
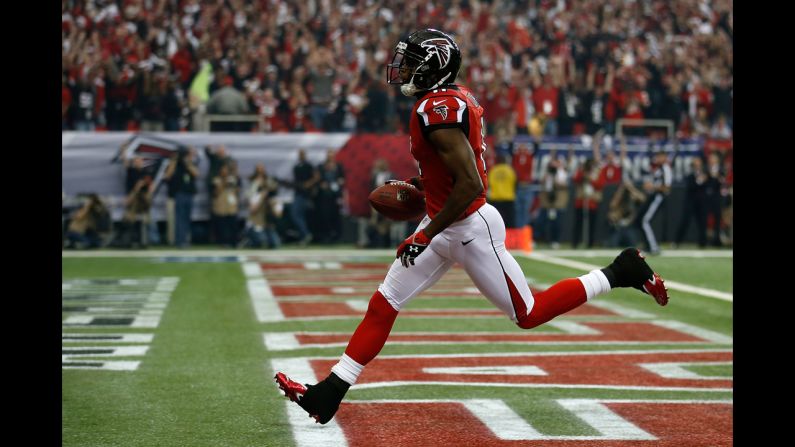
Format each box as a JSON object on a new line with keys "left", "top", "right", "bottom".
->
{"left": 62, "top": 132, "right": 353, "bottom": 221}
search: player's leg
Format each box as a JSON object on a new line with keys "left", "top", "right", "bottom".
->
{"left": 452, "top": 204, "right": 591, "bottom": 327}
{"left": 520, "top": 244, "right": 670, "bottom": 328}
{"left": 330, "top": 244, "right": 454, "bottom": 385}
{"left": 454, "top": 204, "right": 667, "bottom": 331}
{"left": 276, "top": 218, "right": 454, "bottom": 424}
{"left": 640, "top": 194, "right": 664, "bottom": 254}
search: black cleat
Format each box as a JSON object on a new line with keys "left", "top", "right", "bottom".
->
{"left": 603, "top": 248, "right": 669, "bottom": 306}
{"left": 275, "top": 372, "right": 349, "bottom": 424}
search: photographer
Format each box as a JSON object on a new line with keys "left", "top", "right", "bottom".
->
{"left": 65, "top": 194, "right": 109, "bottom": 249}
{"left": 204, "top": 145, "right": 232, "bottom": 242}
{"left": 315, "top": 150, "right": 345, "bottom": 243}
{"left": 242, "top": 163, "right": 281, "bottom": 249}
{"left": 164, "top": 147, "right": 199, "bottom": 248}
{"left": 572, "top": 158, "right": 605, "bottom": 248}
{"left": 211, "top": 163, "right": 241, "bottom": 247}
{"left": 114, "top": 176, "right": 154, "bottom": 248}
{"left": 536, "top": 151, "right": 570, "bottom": 249}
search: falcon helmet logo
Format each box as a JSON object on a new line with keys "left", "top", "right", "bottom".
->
{"left": 433, "top": 104, "right": 449, "bottom": 120}
{"left": 421, "top": 38, "right": 454, "bottom": 69}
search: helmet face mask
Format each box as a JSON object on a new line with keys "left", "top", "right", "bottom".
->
{"left": 386, "top": 29, "right": 461, "bottom": 94}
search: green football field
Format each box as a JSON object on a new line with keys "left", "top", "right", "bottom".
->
{"left": 62, "top": 248, "right": 732, "bottom": 446}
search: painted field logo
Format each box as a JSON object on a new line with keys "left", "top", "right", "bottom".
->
{"left": 62, "top": 277, "right": 178, "bottom": 371}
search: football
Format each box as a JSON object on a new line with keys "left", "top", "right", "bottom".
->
{"left": 368, "top": 181, "right": 426, "bottom": 221}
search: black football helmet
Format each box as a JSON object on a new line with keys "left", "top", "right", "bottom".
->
{"left": 387, "top": 29, "right": 462, "bottom": 96}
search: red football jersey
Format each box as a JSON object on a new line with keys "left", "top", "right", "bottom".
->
{"left": 409, "top": 84, "right": 489, "bottom": 220}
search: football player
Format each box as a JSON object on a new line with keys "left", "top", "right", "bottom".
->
{"left": 276, "top": 29, "right": 669, "bottom": 424}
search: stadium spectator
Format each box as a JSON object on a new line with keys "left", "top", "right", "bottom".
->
{"left": 358, "top": 77, "right": 391, "bottom": 133}
{"left": 572, "top": 158, "right": 604, "bottom": 249}
{"left": 673, "top": 156, "right": 709, "bottom": 248}
{"left": 70, "top": 75, "right": 98, "bottom": 131}
{"left": 705, "top": 151, "right": 725, "bottom": 247}
{"left": 289, "top": 149, "right": 319, "bottom": 246}
{"left": 138, "top": 70, "right": 167, "bottom": 132}
{"left": 710, "top": 114, "right": 732, "bottom": 140}
{"left": 366, "top": 158, "right": 407, "bottom": 248}
{"left": 164, "top": 147, "right": 199, "bottom": 248}
{"left": 162, "top": 76, "right": 186, "bottom": 131}
{"left": 211, "top": 163, "right": 241, "bottom": 247}
{"left": 536, "top": 150, "right": 570, "bottom": 250}
{"left": 316, "top": 150, "right": 346, "bottom": 243}
{"left": 205, "top": 144, "right": 232, "bottom": 242}
{"left": 64, "top": 194, "right": 109, "bottom": 249}
{"left": 487, "top": 155, "right": 517, "bottom": 229}
{"left": 606, "top": 179, "right": 645, "bottom": 248}
{"left": 124, "top": 156, "right": 148, "bottom": 194}
{"left": 691, "top": 106, "right": 711, "bottom": 138}
{"left": 62, "top": 73, "right": 72, "bottom": 130}
{"left": 595, "top": 134, "right": 628, "bottom": 186}
{"left": 242, "top": 163, "right": 281, "bottom": 248}
{"left": 123, "top": 155, "right": 160, "bottom": 244}
{"left": 206, "top": 76, "right": 251, "bottom": 131}
{"left": 306, "top": 48, "right": 336, "bottom": 131}
{"left": 512, "top": 139, "right": 538, "bottom": 228}
{"left": 114, "top": 176, "right": 154, "bottom": 248}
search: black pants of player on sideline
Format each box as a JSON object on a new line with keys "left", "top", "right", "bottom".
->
{"left": 675, "top": 198, "right": 707, "bottom": 247}
{"left": 573, "top": 207, "right": 598, "bottom": 248}
{"left": 636, "top": 193, "right": 666, "bottom": 254}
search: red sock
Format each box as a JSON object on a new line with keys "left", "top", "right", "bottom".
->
{"left": 343, "top": 291, "right": 399, "bottom": 365}
{"left": 517, "top": 278, "right": 587, "bottom": 329}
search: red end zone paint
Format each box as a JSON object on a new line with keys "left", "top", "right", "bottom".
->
{"left": 310, "top": 351, "right": 732, "bottom": 389}
{"left": 334, "top": 401, "right": 732, "bottom": 446}
{"left": 336, "top": 402, "right": 496, "bottom": 447}
{"left": 607, "top": 402, "right": 732, "bottom": 447}
{"left": 293, "top": 322, "right": 705, "bottom": 346}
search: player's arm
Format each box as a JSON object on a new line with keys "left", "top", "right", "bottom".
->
{"left": 422, "top": 128, "right": 484, "bottom": 238}
{"left": 658, "top": 165, "right": 672, "bottom": 195}
{"left": 592, "top": 129, "right": 604, "bottom": 164}
{"left": 163, "top": 156, "right": 177, "bottom": 179}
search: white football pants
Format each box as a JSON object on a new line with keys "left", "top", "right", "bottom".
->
{"left": 378, "top": 203, "right": 534, "bottom": 323}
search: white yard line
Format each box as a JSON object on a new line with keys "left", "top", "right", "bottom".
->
{"left": 269, "top": 358, "right": 348, "bottom": 447}
{"left": 243, "top": 262, "right": 284, "bottom": 322}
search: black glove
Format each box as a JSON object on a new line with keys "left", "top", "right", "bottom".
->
{"left": 396, "top": 229, "right": 432, "bottom": 267}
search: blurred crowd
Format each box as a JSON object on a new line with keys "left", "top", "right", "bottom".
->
{"left": 62, "top": 0, "right": 732, "bottom": 139}
{"left": 484, "top": 133, "right": 733, "bottom": 253}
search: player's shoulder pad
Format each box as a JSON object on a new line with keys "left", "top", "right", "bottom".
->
{"left": 416, "top": 92, "right": 468, "bottom": 127}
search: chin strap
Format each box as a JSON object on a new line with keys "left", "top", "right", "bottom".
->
{"left": 400, "top": 83, "right": 418, "bottom": 96}
{"left": 400, "top": 71, "right": 453, "bottom": 97}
